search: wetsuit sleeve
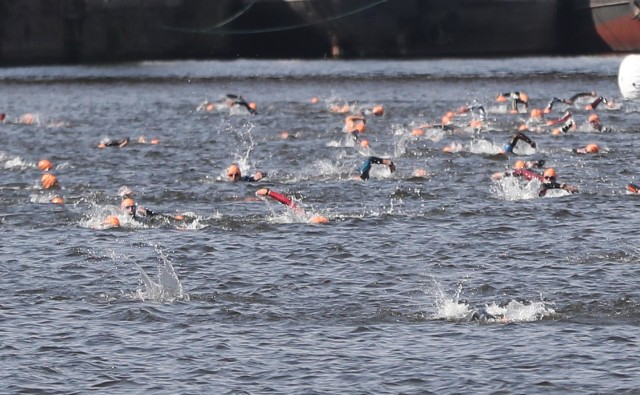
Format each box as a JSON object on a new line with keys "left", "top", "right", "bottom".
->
{"left": 240, "top": 176, "right": 255, "bottom": 182}
{"left": 568, "top": 92, "right": 595, "bottom": 102}
{"left": 358, "top": 156, "right": 384, "bottom": 180}
{"left": 266, "top": 190, "right": 295, "bottom": 208}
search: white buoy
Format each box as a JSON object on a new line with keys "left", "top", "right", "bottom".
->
{"left": 618, "top": 54, "right": 640, "bottom": 100}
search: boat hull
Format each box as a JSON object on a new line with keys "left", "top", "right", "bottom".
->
{"left": 285, "top": 0, "right": 560, "bottom": 57}
{"left": 562, "top": 0, "right": 640, "bottom": 53}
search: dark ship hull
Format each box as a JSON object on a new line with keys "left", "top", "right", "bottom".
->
{"left": 284, "top": 0, "right": 561, "bottom": 57}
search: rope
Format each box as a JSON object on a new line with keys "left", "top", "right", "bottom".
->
{"left": 159, "top": 0, "right": 388, "bottom": 35}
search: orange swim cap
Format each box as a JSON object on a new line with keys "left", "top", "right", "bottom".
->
{"left": 205, "top": 103, "right": 215, "bottom": 111}
{"left": 174, "top": 214, "right": 185, "bottom": 221}
{"left": 354, "top": 123, "right": 366, "bottom": 133}
{"left": 50, "top": 196, "right": 64, "bottom": 204}
{"left": 441, "top": 115, "right": 452, "bottom": 125}
{"left": 530, "top": 108, "right": 542, "bottom": 119}
{"left": 41, "top": 173, "right": 59, "bottom": 189}
{"left": 412, "top": 128, "right": 425, "bottom": 137}
{"left": 309, "top": 215, "right": 329, "bottom": 224}
{"left": 150, "top": 138, "right": 160, "bottom": 145}
{"left": 585, "top": 143, "right": 599, "bottom": 153}
{"left": 120, "top": 198, "right": 136, "bottom": 211}
{"left": 519, "top": 92, "right": 529, "bottom": 102}
{"left": 310, "top": 97, "right": 319, "bottom": 104}
{"left": 248, "top": 102, "right": 257, "bottom": 111}
{"left": 372, "top": 105, "right": 384, "bottom": 116}
{"left": 469, "top": 120, "right": 483, "bottom": 129}
{"left": 514, "top": 160, "right": 526, "bottom": 169}
{"left": 588, "top": 114, "right": 600, "bottom": 123}
{"left": 360, "top": 139, "right": 370, "bottom": 148}
{"left": 543, "top": 168, "right": 557, "bottom": 178}
{"left": 496, "top": 95, "right": 507, "bottom": 102}
{"left": 104, "top": 215, "right": 120, "bottom": 228}
{"left": 518, "top": 124, "right": 528, "bottom": 131}
{"left": 37, "top": 159, "right": 53, "bottom": 171}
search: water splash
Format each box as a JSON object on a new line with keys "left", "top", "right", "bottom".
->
{"left": 426, "top": 276, "right": 555, "bottom": 323}
{"left": 132, "top": 241, "right": 188, "bottom": 302}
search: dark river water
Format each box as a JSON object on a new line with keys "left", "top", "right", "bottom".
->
{"left": 2, "top": 56, "right": 640, "bottom": 394}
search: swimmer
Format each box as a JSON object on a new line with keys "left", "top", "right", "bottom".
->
{"left": 456, "top": 102, "right": 486, "bottom": 121}
{"left": 37, "top": 159, "right": 53, "bottom": 171}
{"left": 491, "top": 159, "right": 545, "bottom": 180}
{"left": 627, "top": 184, "right": 640, "bottom": 194}
{"left": 227, "top": 164, "right": 264, "bottom": 182}
{"left": 500, "top": 132, "right": 536, "bottom": 154}
{"left": 255, "top": 188, "right": 328, "bottom": 223}
{"left": 546, "top": 111, "right": 576, "bottom": 134}
{"left": 344, "top": 114, "right": 366, "bottom": 140}
{"left": 371, "top": 105, "right": 384, "bottom": 116}
{"left": 545, "top": 92, "right": 597, "bottom": 113}
{"left": 0, "top": 113, "right": 5, "bottom": 122}
{"left": 41, "top": 173, "right": 59, "bottom": 189}
{"left": 357, "top": 156, "right": 396, "bottom": 180}
{"left": 496, "top": 91, "right": 529, "bottom": 113}
{"left": 539, "top": 168, "right": 578, "bottom": 197}
{"left": 103, "top": 215, "right": 121, "bottom": 229}
{"left": 586, "top": 113, "right": 604, "bottom": 132}
{"left": 573, "top": 143, "right": 600, "bottom": 154}
{"left": 196, "top": 100, "right": 217, "bottom": 112}
{"left": 50, "top": 195, "right": 64, "bottom": 204}
{"left": 226, "top": 94, "right": 257, "bottom": 115}
{"left": 465, "top": 308, "right": 504, "bottom": 322}
{"left": 98, "top": 137, "right": 129, "bottom": 148}
{"left": 120, "top": 197, "right": 155, "bottom": 220}
{"left": 584, "top": 96, "right": 610, "bottom": 111}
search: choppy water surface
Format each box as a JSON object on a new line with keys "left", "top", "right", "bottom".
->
{"left": 2, "top": 56, "right": 640, "bottom": 394}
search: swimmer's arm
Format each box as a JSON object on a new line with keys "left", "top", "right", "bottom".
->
{"left": 568, "top": 92, "right": 596, "bottom": 103}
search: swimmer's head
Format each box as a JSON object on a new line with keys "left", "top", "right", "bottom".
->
{"left": 518, "top": 124, "right": 528, "bottom": 131}
{"left": 372, "top": 105, "right": 384, "bottom": 116}
{"left": 469, "top": 119, "right": 483, "bottom": 129}
{"left": 50, "top": 196, "right": 64, "bottom": 204}
{"left": 360, "top": 139, "right": 370, "bottom": 148}
{"left": 441, "top": 115, "right": 452, "bottom": 125}
{"left": 150, "top": 138, "right": 160, "bottom": 145}
{"left": 543, "top": 168, "right": 557, "bottom": 181}
{"left": 205, "top": 103, "right": 215, "bottom": 111}
{"left": 248, "top": 102, "right": 257, "bottom": 111}
{"left": 120, "top": 198, "right": 136, "bottom": 215}
{"left": 41, "top": 173, "right": 59, "bottom": 189}
{"left": 588, "top": 114, "right": 601, "bottom": 124}
{"left": 309, "top": 215, "right": 329, "bottom": 224}
{"left": 413, "top": 168, "right": 428, "bottom": 177}
{"left": 514, "top": 160, "right": 526, "bottom": 169}
{"left": 227, "top": 164, "right": 242, "bottom": 182}
{"left": 585, "top": 143, "right": 599, "bottom": 153}
{"left": 519, "top": 92, "right": 529, "bottom": 103}
{"left": 37, "top": 159, "right": 53, "bottom": 171}
{"left": 354, "top": 123, "right": 366, "bottom": 133}
{"left": 20, "top": 113, "right": 36, "bottom": 125}
{"left": 104, "top": 215, "right": 120, "bottom": 228}
{"left": 530, "top": 108, "right": 543, "bottom": 119}
{"left": 310, "top": 97, "right": 319, "bottom": 104}
{"left": 411, "top": 128, "right": 424, "bottom": 137}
